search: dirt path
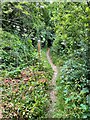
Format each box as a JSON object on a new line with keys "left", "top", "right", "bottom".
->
{"left": 46, "top": 48, "right": 58, "bottom": 118}
{"left": 0, "top": 107, "right": 3, "bottom": 119}
{"left": 0, "top": 93, "right": 3, "bottom": 119}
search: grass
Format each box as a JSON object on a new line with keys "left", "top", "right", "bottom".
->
{"left": 41, "top": 48, "right": 53, "bottom": 76}
{"left": 48, "top": 48, "right": 66, "bottom": 118}
{"left": 41, "top": 48, "right": 55, "bottom": 117}
{"left": 50, "top": 49, "right": 69, "bottom": 118}
{"left": 53, "top": 67, "right": 67, "bottom": 118}
{"left": 41, "top": 48, "right": 66, "bottom": 118}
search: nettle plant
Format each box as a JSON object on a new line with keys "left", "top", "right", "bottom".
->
{"left": 60, "top": 58, "right": 89, "bottom": 119}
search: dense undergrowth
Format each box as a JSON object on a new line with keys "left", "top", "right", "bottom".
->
{"left": 50, "top": 2, "right": 90, "bottom": 119}
{"left": 0, "top": 29, "right": 52, "bottom": 119}
{"left": 1, "top": 2, "right": 54, "bottom": 119}
{"left": 1, "top": 1, "right": 90, "bottom": 119}
{"left": 53, "top": 57, "right": 90, "bottom": 119}
{"left": 0, "top": 29, "right": 37, "bottom": 77}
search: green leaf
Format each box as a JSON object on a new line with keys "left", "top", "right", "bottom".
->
{"left": 80, "top": 88, "right": 89, "bottom": 95}
{"left": 80, "top": 104, "right": 87, "bottom": 110}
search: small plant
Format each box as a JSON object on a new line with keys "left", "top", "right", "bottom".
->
{"left": 1, "top": 66, "right": 50, "bottom": 119}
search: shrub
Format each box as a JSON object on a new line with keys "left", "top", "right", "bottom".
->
{"left": 1, "top": 66, "right": 50, "bottom": 119}
{"left": 0, "top": 29, "right": 37, "bottom": 77}
{"left": 56, "top": 58, "right": 90, "bottom": 119}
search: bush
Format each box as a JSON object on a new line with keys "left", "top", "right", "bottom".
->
{"left": 1, "top": 66, "right": 51, "bottom": 119}
{"left": 0, "top": 29, "right": 38, "bottom": 77}
{"left": 56, "top": 58, "right": 90, "bottom": 119}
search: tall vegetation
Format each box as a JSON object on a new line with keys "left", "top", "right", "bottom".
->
{"left": 50, "top": 2, "right": 90, "bottom": 119}
{"left": 2, "top": 2, "right": 54, "bottom": 46}
{"left": 1, "top": 2, "right": 53, "bottom": 119}
{"left": 1, "top": 1, "right": 90, "bottom": 119}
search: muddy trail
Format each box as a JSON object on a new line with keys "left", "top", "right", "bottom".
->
{"left": 46, "top": 48, "right": 58, "bottom": 118}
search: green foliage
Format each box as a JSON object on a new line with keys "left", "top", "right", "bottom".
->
{"left": 1, "top": 2, "right": 54, "bottom": 47}
{"left": 1, "top": 44, "right": 53, "bottom": 119}
{"left": 41, "top": 48, "right": 53, "bottom": 75}
{"left": 51, "top": 2, "right": 87, "bottom": 61}
{"left": 50, "top": 2, "right": 90, "bottom": 119}
{"left": 0, "top": 29, "right": 37, "bottom": 76}
{"left": 1, "top": 66, "right": 50, "bottom": 119}
{"left": 54, "top": 58, "right": 90, "bottom": 119}
{"left": 1, "top": 1, "right": 90, "bottom": 119}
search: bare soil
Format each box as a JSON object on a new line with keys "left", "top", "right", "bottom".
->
{"left": 46, "top": 48, "right": 58, "bottom": 118}
{"left": 0, "top": 101, "right": 3, "bottom": 119}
